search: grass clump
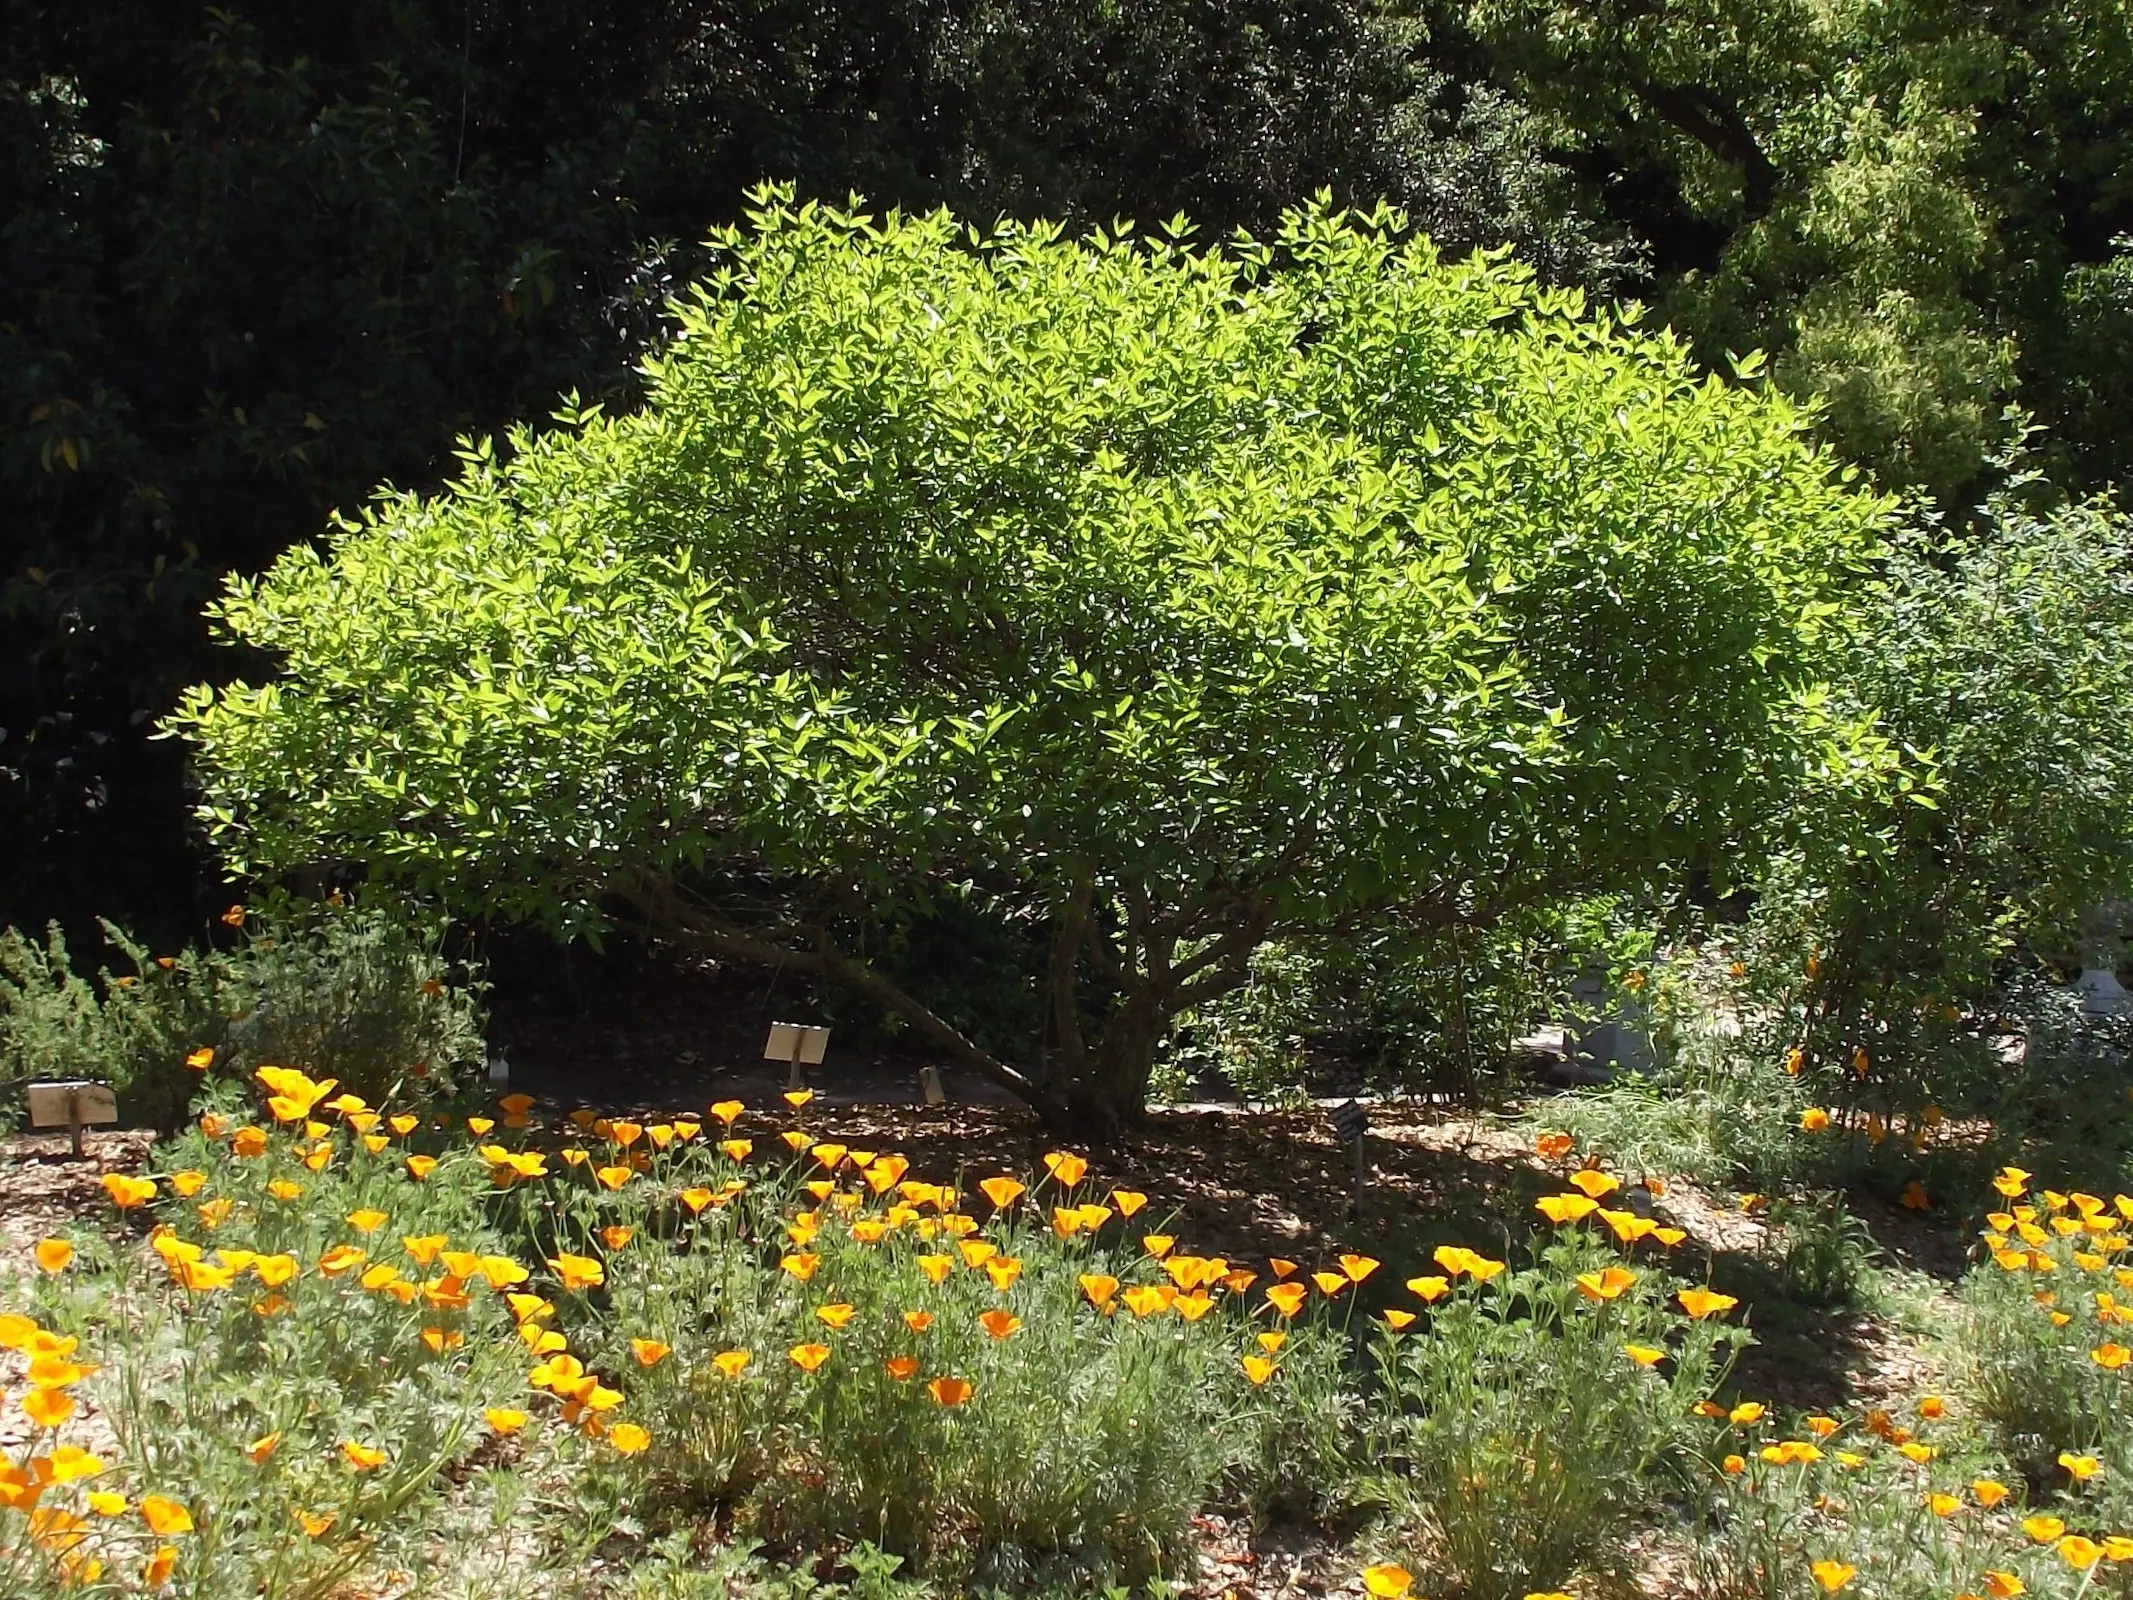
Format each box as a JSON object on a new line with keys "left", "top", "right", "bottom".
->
{"left": 1954, "top": 1168, "right": 2133, "bottom": 1504}
{"left": 559, "top": 1138, "right": 1350, "bottom": 1586}
{"left": 1363, "top": 1228, "right": 1744, "bottom": 1599}
{"left": 1683, "top": 1164, "right": 2133, "bottom": 1600}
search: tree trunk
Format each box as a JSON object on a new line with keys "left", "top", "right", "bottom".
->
{"left": 1058, "top": 991, "right": 1168, "bottom": 1136}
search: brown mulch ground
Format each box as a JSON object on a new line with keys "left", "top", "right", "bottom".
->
{"left": 0, "top": 1129, "right": 150, "bottom": 1466}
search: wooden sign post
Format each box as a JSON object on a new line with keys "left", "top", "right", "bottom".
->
{"left": 763, "top": 1022, "right": 830, "bottom": 1091}
{"left": 1330, "top": 1098, "right": 1369, "bottom": 1216}
{"left": 27, "top": 1080, "right": 119, "bottom": 1159}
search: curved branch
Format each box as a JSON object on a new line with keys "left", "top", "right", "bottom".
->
{"left": 1631, "top": 78, "right": 1779, "bottom": 220}
{"left": 810, "top": 929, "right": 1065, "bottom": 1118}
{"left": 612, "top": 877, "right": 1067, "bottom": 1121}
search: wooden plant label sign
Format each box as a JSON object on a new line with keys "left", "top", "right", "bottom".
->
{"left": 27, "top": 1080, "right": 119, "bottom": 1129}
{"left": 762, "top": 1024, "right": 830, "bottom": 1067}
{"left": 27, "top": 1080, "right": 119, "bottom": 1157}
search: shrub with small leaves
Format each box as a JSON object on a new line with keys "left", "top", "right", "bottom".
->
{"left": 0, "top": 899, "right": 484, "bottom": 1134}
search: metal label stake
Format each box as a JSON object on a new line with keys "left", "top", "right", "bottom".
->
{"left": 1331, "top": 1099, "right": 1370, "bottom": 1216}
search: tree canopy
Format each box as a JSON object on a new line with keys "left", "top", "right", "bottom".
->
{"left": 1457, "top": 0, "right": 2133, "bottom": 506}
{"left": 2, "top": 1, "right": 1596, "bottom": 943}
{"left": 176, "top": 194, "right": 1892, "bottom": 1126}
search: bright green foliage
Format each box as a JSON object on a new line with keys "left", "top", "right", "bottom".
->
{"left": 2, "top": 1, "right": 1606, "bottom": 946}
{"left": 176, "top": 191, "right": 1890, "bottom": 1125}
{"left": 1741, "top": 484, "right": 2133, "bottom": 1128}
{"left": 16, "top": 0, "right": 2133, "bottom": 948}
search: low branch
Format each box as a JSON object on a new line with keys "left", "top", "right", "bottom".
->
{"left": 612, "top": 877, "right": 1068, "bottom": 1121}
{"left": 810, "top": 931, "right": 1065, "bottom": 1116}
{"left": 1170, "top": 901, "right": 1273, "bottom": 990}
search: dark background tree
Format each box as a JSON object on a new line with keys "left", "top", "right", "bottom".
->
{"left": 1445, "top": 0, "right": 2133, "bottom": 505}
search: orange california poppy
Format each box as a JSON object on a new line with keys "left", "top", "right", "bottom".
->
{"left": 1576, "top": 1266, "right": 1637, "bottom": 1302}
{"left": 1079, "top": 1274, "right": 1120, "bottom": 1310}
{"left": 1265, "top": 1282, "right": 1308, "bottom": 1318}
{"left": 1677, "top": 1287, "right": 1739, "bottom": 1319}
{"left": 1042, "top": 1151, "right": 1088, "bottom": 1187}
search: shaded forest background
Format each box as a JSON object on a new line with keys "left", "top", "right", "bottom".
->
{"left": 8, "top": 0, "right": 2133, "bottom": 948}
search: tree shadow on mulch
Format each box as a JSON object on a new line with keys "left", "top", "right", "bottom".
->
{"left": 446, "top": 929, "right": 1992, "bottom": 1418}
{"left": 481, "top": 927, "right": 1028, "bottom": 1111}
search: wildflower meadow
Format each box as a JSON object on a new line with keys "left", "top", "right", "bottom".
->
{"left": 7, "top": 1034, "right": 2133, "bottom": 1599}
